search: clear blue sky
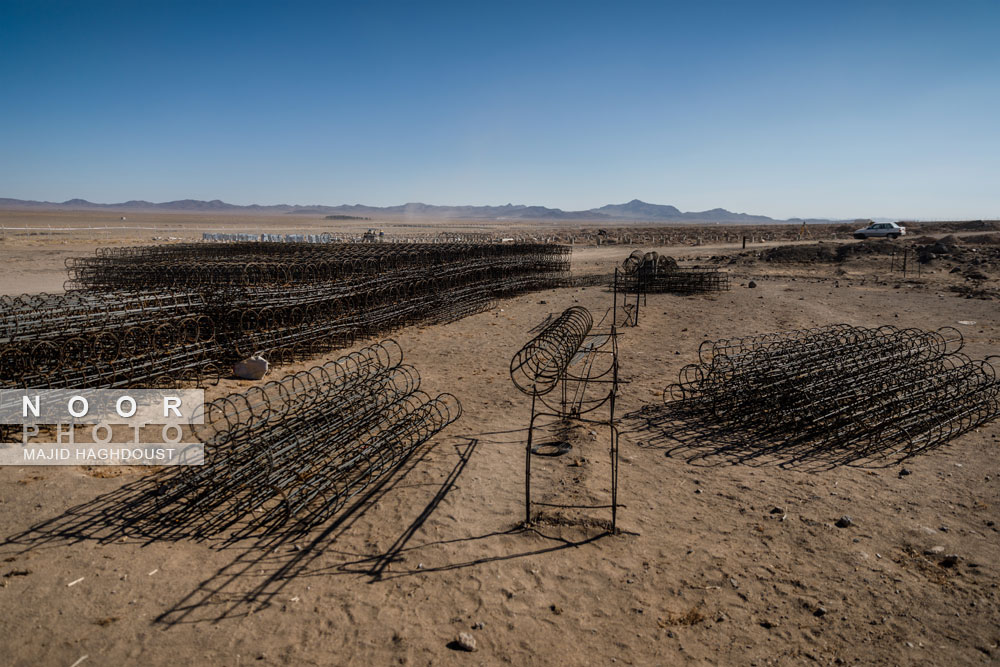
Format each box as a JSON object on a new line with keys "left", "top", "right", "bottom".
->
{"left": 1, "top": 0, "right": 997, "bottom": 219}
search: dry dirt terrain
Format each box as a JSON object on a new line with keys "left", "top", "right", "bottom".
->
{"left": 0, "top": 215, "right": 998, "bottom": 666}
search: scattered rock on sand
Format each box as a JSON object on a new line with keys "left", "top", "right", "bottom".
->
{"left": 835, "top": 516, "right": 853, "bottom": 528}
{"left": 940, "top": 554, "right": 959, "bottom": 567}
{"left": 455, "top": 632, "right": 477, "bottom": 652}
{"left": 748, "top": 280, "right": 757, "bottom": 288}
{"left": 234, "top": 355, "right": 269, "bottom": 380}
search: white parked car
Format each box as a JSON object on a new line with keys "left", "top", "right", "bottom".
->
{"left": 853, "top": 222, "right": 906, "bottom": 239}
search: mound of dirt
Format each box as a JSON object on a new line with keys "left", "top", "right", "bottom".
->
{"left": 838, "top": 242, "right": 898, "bottom": 259}
{"left": 914, "top": 240, "right": 1000, "bottom": 277}
{"left": 937, "top": 220, "right": 1000, "bottom": 232}
{"left": 757, "top": 242, "right": 896, "bottom": 264}
{"left": 758, "top": 244, "right": 838, "bottom": 263}
{"left": 962, "top": 234, "right": 1000, "bottom": 245}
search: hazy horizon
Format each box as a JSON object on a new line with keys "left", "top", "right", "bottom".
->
{"left": 0, "top": 194, "right": 965, "bottom": 222}
{"left": 1, "top": 1, "right": 997, "bottom": 221}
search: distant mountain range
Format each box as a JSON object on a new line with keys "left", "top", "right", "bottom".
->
{"left": 0, "top": 197, "right": 843, "bottom": 223}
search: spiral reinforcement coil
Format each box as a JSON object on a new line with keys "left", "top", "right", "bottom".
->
{"left": 665, "top": 324, "right": 1000, "bottom": 456}
{"left": 152, "top": 341, "right": 461, "bottom": 536}
{"left": 1, "top": 242, "right": 570, "bottom": 388}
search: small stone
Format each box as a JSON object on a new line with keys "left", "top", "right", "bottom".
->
{"left": 813, "top": 607, "right": 827, "bottom": 617}
{"left": 939, "top": 525, "right": 949, "bottom": 532}
{"left": 550, "top": 604, "right": 563, "bottom": 615}
{"left": 455, "top": 633, "right": 477, "bottom": 652}
{"left": 940, "top": 554, "right": 959, "bottom": 567}
{"left": 694, "top": 488, "right": 702, "bottom": 494}
{"left": 835, "top": 516, "right": 853, "bottom": 528}
{"left": 233, "top": 355, "right": 269, "bottom": 380}
{"left": 769, "top": 507, "right": 784, "bottom": 514}
{"left": 748, "top": 280, "right": 757, "bottom": 288}
{"left": 899, "top": 468, "right": 911, "bottom": 477}
{"left": 471, "top": 621, "right": 484, "bottom": 630}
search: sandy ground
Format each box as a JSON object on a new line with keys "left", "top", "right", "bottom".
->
{"left": 1, "top": 219, "right": 999, "bottom": 666}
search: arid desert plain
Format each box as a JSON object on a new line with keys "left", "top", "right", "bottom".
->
{"left": 1, "top": 210, "right": 998, "bottom": 666}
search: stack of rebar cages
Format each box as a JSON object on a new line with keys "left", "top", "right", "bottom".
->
{"left": 619, "top": 249, "right": 729, "bottom": 294}
{"left": 1, "top": 242, "right": 571, "bottom": 388}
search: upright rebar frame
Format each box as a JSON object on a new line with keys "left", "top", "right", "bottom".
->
{"left": 510, "top": 306, "right": 620, "bottom": 530}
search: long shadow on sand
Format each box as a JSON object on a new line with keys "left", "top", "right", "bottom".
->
{"left": 624, "top": 402, "right": 945, "bottom": 472}
{"left": 155, "top": 437, "right": 609, "bottom": 625}
{"left": 2, "top": 436, "right": 610, "bottom": 626}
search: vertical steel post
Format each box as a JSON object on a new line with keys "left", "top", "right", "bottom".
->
{"left": 525, "top": 390, "right": 536, "bottom": 525}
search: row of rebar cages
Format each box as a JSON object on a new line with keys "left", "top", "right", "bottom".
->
{"left": 65, "top": 242, "right": 571, "bottom": 289}
{"left": 634, "top": 267, "right": 730, "bottom": 294}
{"left": 1, "top": 242, "right": 571, "bottom": 388}
{"left": 618, "top": 249, "right": 729, "bottom": 294}
{"left": 70, "top": 341, "right": 463, "bottom": 539}
{"left": 665, "top": 324, "right": 1000, "bottom": 459}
